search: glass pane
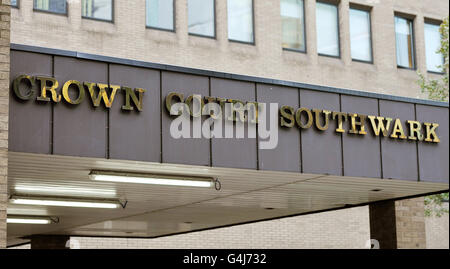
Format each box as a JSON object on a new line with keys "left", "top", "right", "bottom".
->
{"left": 11, "top": 0, "right": 18, "bottom": 7}
{"left": 349, "top": 8, "right": 372, "bottom": 62}
{"left": 82, "top": 0, "right": 113, "bottom": 21}
{"left": 188, "top": 0, "right": 215, "bottom": 37}
{"left": 395, "top": 16, "right": 415, "bottom": 68}
{"left": 281, "top": 0, "right": 305, "bottom": 51}
{"left": 316, "top": 2, "right": 339, "bottom": 56}
{"left": 424, "top": 23, "right": 443, "bottom": 72}
{"left": 34, "top": 0, "right": 66, "bottom": 14}
{"left": 227, "top": 0, "right": 254, "bottom": 43}
{"left": 146, "top": 0, "right": 174, "bottom": 30}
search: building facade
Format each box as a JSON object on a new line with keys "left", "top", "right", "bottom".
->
{"left": 0, "top": 0, "right": 11, "bottom": 250}
{"left": 1, "top": 0, "right": 449, "bottom": 249}
{"left": 9, "top": 0, "right": 449, "bottom": 98}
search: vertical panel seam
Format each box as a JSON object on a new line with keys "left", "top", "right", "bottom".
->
{"left": 414, "top": 104, "right": 420, "bottom": 182}
{"left": 209, "top": 76, "right": 212, "bottom": 167}
{"left": 298, "top": 88, "right": 303, "bottom": 173}
{"left": 378, "top": 99, "right": 384, "bottom": 179}
{"left": 160, "top": 71, "right": 163, "bottom": 163}
{"left": 50, "top": 55, "right": 54, "bottom": 155}
{"left": 255, "top": 82, "right": 259, "bottom": 170}
{"left": 106, "top": 64, "right": 110, "bottom": 159}
{"left": 339, "top": 94, "right": 344, "bottom": 176}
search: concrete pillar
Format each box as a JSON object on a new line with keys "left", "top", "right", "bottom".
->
{"left": 0, "top": 0, "right": 11, "bottom": 249}
{"left": 31, "top": 235, "right": 71, "bottom": 249}
{"left": 369, "top": 197, "right": 426, "bottom": 249}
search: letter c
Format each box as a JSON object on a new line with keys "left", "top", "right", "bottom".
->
{"left": 13, "top": 75, "right": 36, "bottom": 101}
{"left": 165, "top": 92, "right": 185, "bottom": 116}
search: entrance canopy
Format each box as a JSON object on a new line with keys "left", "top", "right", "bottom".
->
{"left": 7, "top": 44, "right": 449, "bottom": 246}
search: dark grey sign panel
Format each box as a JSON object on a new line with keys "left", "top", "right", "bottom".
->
{"left": 257, "top": 84, "right": 300, "bottom": 172}
{"left": 379, "top": 100, "right": 418, "bottom": 181}
{"left": 109, "top": 64, "right": 161, "bottom": 162}
{"left": 9, "top": 51, "right": 52, "bottom": 154}
{"left": 8, "top": 49, "right": 450, "bottom": 185}
{"left": 161, "top": 71, "right": 210, "bottom": 166}
{"left": 53, "top": 57, "right": 108, "bottom": 158}
{"left": 211, "top": 78, "right": 257, "bottom": 170}
{"left": 300, "top": 89, "right": 342, "bottom": 176}
{"left": 341, "top": 95, "right": 381, "bottom": 178}
{"left": 416, "top": 105, "right": 449, "bottom": 183}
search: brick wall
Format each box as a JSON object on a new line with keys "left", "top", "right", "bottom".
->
{"left": 9, "top": 0, "right": 449, "bottom": 99}
{"left": 5, "top": 0, "right": 449, "bottom": 249}
{"left": 69, "top": 206, "right": 371, "bottom": 249}
{"left": 9, "top": 202, "right": 448, "bottom": 249}
{"left": 395, "top": 197, "right": 427, "bottom": 249}
{"left": 425, "top": 202, "right": 449, "bottom": 249}
{"left": 0, "top": 0, "right": 10, "bottom": 250}
{"left": 11, "top": 205, "right": 371, "bottom": 249}
{"left": 369, "top": 197, "right": 428, "bottom": 249}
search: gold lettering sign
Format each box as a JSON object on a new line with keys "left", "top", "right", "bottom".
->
{"left": 280, "top": 106, "right": 295, "bottom": 128}
{"left": 13, "top": 77, "right": 441, "bottom": 145}
{"left": 13, "top": 75, "right": 146, "bottom": 112}
{"left": 295, "top": 107, "right": 313, "bottom": 129}
{"left": 62, "top": 80, "right": 85, "bottom": 105}
{"left": 162, "top": 92, "right": 441, "bottom": 144}
{"left": 13, "top": 75, "right": 35, "bottom": 101}
{"left": 332, "top": 112, "right": 347, "bottom": 133}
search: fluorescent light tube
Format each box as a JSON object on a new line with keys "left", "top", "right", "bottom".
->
{"left": 90, "top": 171, "right": 213, "bottom": 188}
{"left": 9, "top": 197, "right": 121, "bottom": 209}
{"left": 7, "top": 217, "right": 52, "bottom": 225}
{"left": 14, "top": 185, "right": 116, "bottom": 197}
{"left": 7, "top": 208, "right": 49, "bottom": 216}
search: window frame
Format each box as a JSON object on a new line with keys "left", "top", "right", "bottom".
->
{"left": 316, "top": 0, "right": 341, "bottom": 58}
{"left": 227, "top": 0, "right": 256, "bottom": 45}
{"left": 394, "top": 13, "right": 417, "bottom": 70}
{"left": 424, "top": 18, "right": 445, "bottom": 75}
{"left": 33, "top": 0, "right": 68, "bottom": 16}
{"left": 281, "top": 0, "right": 307, "bottom": 54}
{"left": 349, "top": 4, "right": 373, "bottom": 64}
{"left": 11, "top": 0, "right": 20, "bottom": 8}
{"left": 81, "top": 0, "right": 114, "bottom": 23}
{"left": 145, "top": 0, "right": 176, "bottom": 33}
{"left": 188, "top": 0, "right": 216, "bottom": 39}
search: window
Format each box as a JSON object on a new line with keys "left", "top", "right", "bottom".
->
{"left": 281, "top": 0, "right": 306, "bottom": 52}
{"left": 316, "top": 2, "right": 339, "bottom": 57}
{"left": 395, "top": 16, "right": 415, "bottom": 69}
{"left": 11, "top": 0, "right": 18, "bottom": 7}
{"left": 188, "top": 0, "right": 215, "bottom": 38}
{"left": 227, "top": 0, "right": 254, "bottom": 43}
{"left": 349, "top": 7, "right": 372, "bottom": 62}
{"left": 146, "top": 0, "right": 175, "bottom": 31}
{"left": 34, "top": 0, "right": 67, "bottom": 14}
{"left": 424, "top": 22, "right": 443, "bottom": 73}
{"left": 82, "top": 0, "right": 113, "bottom": 22}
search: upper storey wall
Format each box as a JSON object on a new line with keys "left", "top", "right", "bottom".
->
{"left": 10, "top": 0, "right": 449, "bottom": 99}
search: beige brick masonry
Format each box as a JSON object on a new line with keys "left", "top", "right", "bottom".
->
{"left": 395, "top": 197, "right": 427, "bottom": 249}
{"left": 10, "top": 0, "right": 449, "bottom": 99}
{"left": 0, "top": 0, "right": 9, "bottom": 250}
{"left": 71, "top": 206, "right": 371, "bottom": 249}
{"left": 6, "top": 0, "right": 449, "bottom": 249}
{"left": 425, "top": 202, "right": 449, "bottom": 249}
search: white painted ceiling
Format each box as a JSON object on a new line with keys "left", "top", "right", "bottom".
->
{"left": 6, "top": 152, "right": 448, "bottom": 246}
